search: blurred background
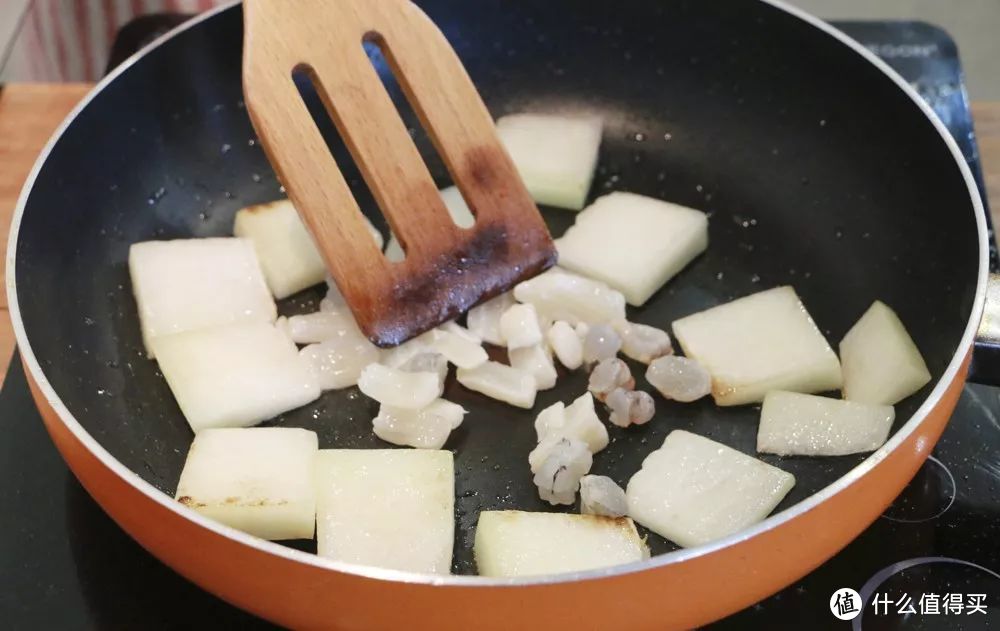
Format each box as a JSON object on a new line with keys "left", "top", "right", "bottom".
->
{"left": 1, "top": 0, "right": 999, "bottom": 99}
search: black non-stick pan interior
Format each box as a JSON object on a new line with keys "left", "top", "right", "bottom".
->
{"left": 14, "top": 0, "right": 980, "bottom": 573}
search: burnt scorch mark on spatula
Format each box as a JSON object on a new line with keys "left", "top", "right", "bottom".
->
{"left": 365, "top": 221, "right": 554, "bottom": 346}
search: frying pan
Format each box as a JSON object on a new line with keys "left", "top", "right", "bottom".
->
{"left": 7, "top": 0, "right": 991, "bottom": 628}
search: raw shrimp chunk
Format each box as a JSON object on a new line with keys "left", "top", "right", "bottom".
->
{"left": 129, "top": 238, "right": 275, "bottom": 357}
{"left": 557, "top": 192, "right": 708, "bottom": 305}
{"left": 671, "top": 286, "right": 842, "bottom": 406}
{"left": 646, "top": 355, "right": 712, "bottom": 403}
{"left": 605, "top": 388, "right": 655, "bottom": 427}
{"left": 582, "top": 324, "right": 622, "bottom": 364}
{"left": 840, "top": 301, "right": 931, "bottom": 405}
{"left": 314, "top": 449, "right": 454, "bottom": 574}
{"left": 151, "top": 322, "right": 320, "bottom": 432}
{"left": 627, "top": 430, "right": 795, "bottom": 548}
{"left": 579, "top": 475, "right": 628, "bottom": 518}
{"left": 757, "top": 391, "right": 895, "bottom": 456}
{"left": 588, "top": 358, "right": 634, "bottom": 401}
{"left": 474, "top": 511, "right": 647, "bottom": 577}
{"left": 529, "top": 437, "right": 593, "bottom": 505}
{"left": 175, "top": 427, "right": 318, "bottom": 540}
{"left": 618, "top": 321, "right": 673, "bottom": 364}
{"left": 495, "top": 113, "right": 603, "bottom": 211}
{"left": 234, "top": 199, "right": 383, "bottom": 299}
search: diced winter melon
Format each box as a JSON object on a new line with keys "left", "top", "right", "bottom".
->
{"left": 757, "top": 391, "right": 895, "bottom": 456}
{"left": 300, "top": 335, "right": 380, "bottom": 391}
{"left": 385, "top": 186, "right": 474, "bottom": 262}
{"left": 626, "top": 430, "right": 795, "bottom": 548}
{"left": 495, "top": 113, "right": 603, "bottom": 210}
{"left": 467, "top": 292, "right": 516, "bottom": 346}
{"left": 129, "top": 238, "right": 275, "bottom": 358}
{"left": 456, "top": 361, "right": 537, "bottom": 408}
{"left": 547, "top": 320, "right": 583, "bottom": 369}
{"left": 372, "top": 400, "right": 466, "bottom": 449}
{"left": 840, "top": 301, "right": 932, "bottom": 405}
{"left": 499, "top": 303, "right": 544, "bottom": 350}
{"left": 509, "top": 344, "right": 558, "bottom": 390}
{"left": 357, "top": 363, "right": 443, "bottom": 409}
{"left": 233, "top": 199, "right": 384, "bottom": 299}
{"left": 671, "top": 286, "right": 842, "bottom": 406}
{"left": 151, "top": 323, "right": 320, "bottom": 432}
{"left": 175, "top": 427, "right": 318, "bottom": 540}
{"left": 424, "top": 327, "right": 488, "bottom": 369}
{"left": 513, "top": 268, "right": 626, "bottom": 326}
{"left": 474, "top": 511, "right": 647, "bottom": 577}
{"left": 287, "top": 310, "right": 362, "bottom": 344}
{"left": 314, "top": 449, "right": 454, "bottom": 574}
{"left": 557, "top": 193, "right": 708, "bottom": 305}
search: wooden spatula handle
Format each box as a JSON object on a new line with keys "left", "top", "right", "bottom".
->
{"left": 243, "top": 0, "right": 555, "bottom": 346}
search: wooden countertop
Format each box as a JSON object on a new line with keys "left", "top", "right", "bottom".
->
{"left": 1, "top": 83, "right": 999, "bottom": 386}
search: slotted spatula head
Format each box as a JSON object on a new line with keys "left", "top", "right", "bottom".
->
{"left": 242, "top": 0, "right": 557, "bottom": 346}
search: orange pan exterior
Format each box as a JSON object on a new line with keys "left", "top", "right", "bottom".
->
{"left": 26, "top": 354, "right": 970, "bottom": 630}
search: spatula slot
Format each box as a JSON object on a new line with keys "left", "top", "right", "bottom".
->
{"left": 290, "top": 64, "right": 393, "bottom": 257}
{"left": 360, "top": 34, "right": 481, "bottom": 248}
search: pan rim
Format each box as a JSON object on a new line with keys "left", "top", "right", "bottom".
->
{"left": 6, "top": 0, "right": 989, "bottom": 588}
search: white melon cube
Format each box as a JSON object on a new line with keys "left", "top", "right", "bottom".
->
{"left": 380, "top": 335, "right": 434, "bottom": 369}
{"left": 840, "top": 301, "right": 932, "bottom": 405}
{"left": 626, "top": 430, "right": 795, "bottom": 548}
{"left": 509, "top": 344, "right": 558, "bottom": 390}
{"left": 474, "top": 511, "right": 647, "bottom": 577}
{"left": 129, "top": 238, "right": 275, "bottom": 357}
{"left": 397, "top": 352, "right": 449, "bottom": 392}
{"left": 175, "top": 427, "right": 318, "bottom": 540}
{"left": 557, "top": 193, "right": 708, "bottom": 305}
{"left": 314, "top": 449, "right": 454, "bottom": 574}
{"left": 425, "top": 327, "right": 488, "bottom": 369}
{"left": 495, "top": 113, "right": 603, "bottom": 210}
{"left": 300, "top": 335, "right": 380, "bottom": 391}
{"left": 151, "top": 323, "right": 320, "bottom": 432}
{"left": 234, "top": 199, "right": 383, "bottom": 299}
{"left": 547, "top": 320, "right": 584, "bottom": 369}
{"left": 439, "top": 320, "right": 481, "bottom": 344}
{"left": 287, "top": 310, "right": 362, "bottom": 344}
{"left": 385, "top": 186, "right": 474, "bottom": 262}
{"left": 513, "top": 268, "right": 626, "bottom": 326}
{"left": 757, "top": 391, "right": 895, "bottom": 456}
{"left": 467, "top": 292, "right": 516, "bottom": 346}
{"left": 456, "top": 361, "right": 537, "bottom": 408}
{"left": 372, "top": 399, "right": 466, "bottom": 449}
{"left": 499, "top": 303, "right": 544, "bottom": 350}
{"left": 357, "top": 363, "right": 443, "bottom": 409}
{"left": 671, "top": 286, "right": 842, "bottom": 406}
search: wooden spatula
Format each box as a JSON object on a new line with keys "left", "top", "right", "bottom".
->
{"left": 242, "top": 0, "right": 557, "bottom": 347}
